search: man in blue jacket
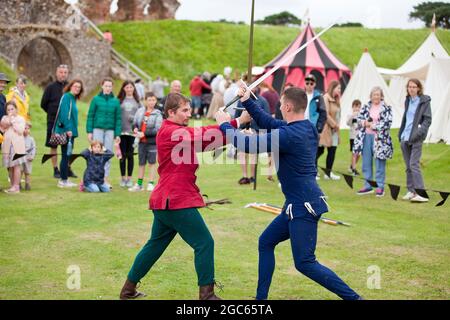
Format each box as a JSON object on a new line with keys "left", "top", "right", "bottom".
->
{"left": 216, "top": 85, "right": 361, "bottom": 300}
{"left": 304, "top": 74, "right": 326, "bottom": 134}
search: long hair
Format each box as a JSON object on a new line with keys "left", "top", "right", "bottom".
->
{"left": 63, "top": 79, "right": 84, "bottom": 99}
{"left": 327, "top": 80, "right": 341, "bottom": 102}
{"left": 406, "top": 78, "right": 423, "bottom": 96}
{"left": 117, "top": 80, "right": 140, "bottom": 103}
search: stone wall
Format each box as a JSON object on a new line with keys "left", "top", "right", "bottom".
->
{"left": 0, "top": 0, "right": 111, "bottom": 95}
{"left": 78, "top": 0, "right": 180, "bottom": 24}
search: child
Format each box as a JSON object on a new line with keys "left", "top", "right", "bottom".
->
{"left": 21, "top": 122, "right": 36, "bottom": 191}
{"left": 1, "top": 101, "right": 26, "bottom": 194}
{"left": 346, "top": 99, "right": 361, "bottom": 175}
{"left": 80, "top": 140, "right": 114, "bottom": 193}
{"left": 129, "top": 92, "right": 162, "bottom": 192}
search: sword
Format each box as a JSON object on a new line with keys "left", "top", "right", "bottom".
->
{"left": 224, "top": 20, "right": 338, "bottom": 111}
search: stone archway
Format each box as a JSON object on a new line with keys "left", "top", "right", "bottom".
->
{"left": 17, "top": 36, "right": 72, "bottom": 88}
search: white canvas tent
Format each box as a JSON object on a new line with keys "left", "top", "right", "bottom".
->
{"left": 378, "top": 32, "right": 450, "bottom": 111}
{"left": 340, "top": 50, "right": 401, "bottom": 128}
{"left": 425, "top": 57, "right": 450, "bottom": 144}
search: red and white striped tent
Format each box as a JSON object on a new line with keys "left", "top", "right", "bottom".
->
{"left": 264, "top": 23, "right": 352, "bottom": 94}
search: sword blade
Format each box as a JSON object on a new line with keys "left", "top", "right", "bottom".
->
{"left": 248, "top": 21, "right": 337, "bottom": 91}
{"left": 224, "top": 20, "right": 337, "bottom": 111}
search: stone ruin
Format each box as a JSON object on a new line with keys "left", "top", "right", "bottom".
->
{"left": 0, "top": 0, "right": 180, "bottom": 94}
{"left": 78, "top": 0, "right": 180, "bottom": 24}
{"left": 0, "top": 0, "right": 111, "bottom": 95}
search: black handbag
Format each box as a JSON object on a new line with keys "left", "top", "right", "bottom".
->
{"left": 48, "top": 97, "right": 72, "bottom": 146}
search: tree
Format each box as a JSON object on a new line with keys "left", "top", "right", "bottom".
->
{"left": 409, "top": 2, "right": 450, "bottom": 29}
{"left": 336, "top": 22, "right": 364, "bottom": 28}
{"left": 255, "top": 11, "right": 301, "bottom": 26}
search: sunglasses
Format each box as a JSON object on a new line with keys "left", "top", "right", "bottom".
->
{"left": 305, "top": 81, "right": 315, "bottom": 85}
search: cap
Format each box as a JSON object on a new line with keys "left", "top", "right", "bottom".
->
{"left": 305, "top": 74, "right": 316, "bottom": 82}
{"left": 0, "top": 72, "right": 11, "bottom": 83}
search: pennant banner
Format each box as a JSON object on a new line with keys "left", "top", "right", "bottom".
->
{"left": 415, "top": 188, "right": 429, "bottom": 199}
{"left": 319, "top": 166, "right": 448, "bottom": 207}
{"left": 13, "top": 154, "right": 26, "bottom": 161}
{"left": 342, "top": 174, "right": 354, "bottom": 189}
{"left": 388, "top": 184, "right": 401, "bottom": 201}
{"left": 436, "top": 192, "right": 450, "bottom": 207}
{"left": 41, "top": 154, "right": 56, "bottom": 164}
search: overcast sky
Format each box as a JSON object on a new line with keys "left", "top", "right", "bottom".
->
{"left": 176, "top": 0, "right": 428, "bottom": 29}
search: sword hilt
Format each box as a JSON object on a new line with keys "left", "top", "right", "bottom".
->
{"left": 223, "top": 79, "right": 257, "bottom": 111}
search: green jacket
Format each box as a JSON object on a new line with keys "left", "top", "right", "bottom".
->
{"left": 55, "top": 92, "right": 78, "bottom": 137}
{"left": 86, "top": 92, "right": 122, "bottom": 137}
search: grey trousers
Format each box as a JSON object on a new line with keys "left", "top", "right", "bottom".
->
{"left": 400, "top": 141, "right": 425, "bottom": 192}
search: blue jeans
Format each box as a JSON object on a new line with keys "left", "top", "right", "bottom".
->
{"left": 362, "top": 134, "right": 386, "bottom": 190}
{"left": 93, "top": 129, "right": 114, "bottom": 178}
{"left": 191, "top": 96, "right": 202, "bottom": 110}
{"left": 84, "top": 183, "right": 110, "bottom": 193}
{"left": 257, "top": 212, "right": 360, "bottom": 300}
{"left": 60, "top": 137, "right": 75, "bottom": 181}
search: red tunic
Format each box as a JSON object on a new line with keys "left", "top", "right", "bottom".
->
{"left": 150, "top": 119, "right": 238, "bottom": 210}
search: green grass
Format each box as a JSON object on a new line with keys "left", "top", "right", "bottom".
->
{"left": 99, "top": 20, "right": 450, "bottom": 94}
{"left": 1, "top": 29, "right": 449, "bottom": 300}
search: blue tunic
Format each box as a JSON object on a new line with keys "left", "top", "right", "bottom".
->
{"left": 221, "top": 98, "right": 360, "bottom": 300}
{"left": 220, "top": 98, "right": 328, "bottom": 219}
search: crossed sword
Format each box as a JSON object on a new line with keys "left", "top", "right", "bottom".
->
{"left": 223, "top": 20, "right": 338, "bottom": 111}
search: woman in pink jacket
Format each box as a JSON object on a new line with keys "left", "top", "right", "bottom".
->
{"left": 1, "top": 100, "right": 26, "bottom": 193}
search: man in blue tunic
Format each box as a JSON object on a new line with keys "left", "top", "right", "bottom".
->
{"left": 215, "top": 85, "right": 361, "bottom": 300}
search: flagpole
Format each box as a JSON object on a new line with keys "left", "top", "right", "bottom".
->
{"left": 247, "top": 0, "right": 258, "bottom": 191}
{"left": 247, "top": 0, "right": 255, "bottom": 83}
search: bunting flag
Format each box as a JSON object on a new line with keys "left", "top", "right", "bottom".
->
{"left": 318, "top": 166, "right": 448, "bottom": 207}
{"left": 367, "top": 180, "right": 378, "bottom": 188}
{"left": 41, "top": 154, "right": 57, "bottom": 164}
{"left": 212, "top": 146, "right": 226, "bottom": 160}
{"left": 436, "top": 192, "right": 449, "bottom": 207}
{"left": 13, "top": 154, "right": 27, "bottom": 161}
{"left": 342, "top": 174, "right": 354, "bottom": 189}
{"left": 245, "top": 202, "right": 351, "bottom": 227}
{"left": 69, "top": 154, "right": 83, "bottom": 165}
{"left": 388, "top": 184, "right": 401, "bottom": 201}
{"left": 320, "top": 167, "right": 331, "bottom": 178}
{"left": 415, "top": 188, "right": 429, "bottom": 199}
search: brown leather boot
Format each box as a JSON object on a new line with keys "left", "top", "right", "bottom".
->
{"left": 119, "top": 279, "right": 146, "bottom": 300}
{"left": 199, "top": 283, "right": 221, "bottom": 300}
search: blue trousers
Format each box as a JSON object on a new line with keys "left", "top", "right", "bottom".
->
{"left": 60, "top": 137, "right": 74, "bottom": 181}
{"left": 85, "top": 183, "right": 110, "bottom": 193}
{"left": 257, "top": 212, "right": 360, "bottom": 300}
{"left": 362, "top": 134, "right": 386, "bottom": 190}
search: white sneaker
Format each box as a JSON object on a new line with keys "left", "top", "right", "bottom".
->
{"left": 128, "top": 184, "right": 143, "bottom": 192}
{"left": 410, "top": 194, "right": 429, "bottom": 203}
{"left": 57, "top": 180, "right": 77, "bottom": 188}
{"left": 126, "top": 179, "right": 134, "bottom": 188}
{"left": 147, "top": 182, "right": 155, "bottom": 191}
{"left": 330, "top": 172, "right": 341, "bottom": 180}
{"left": 402, "top": 191, "right": 415, "bottom": 201}
{"left": 324, "top": 172, "right": 340, "bottom": 180}
{"left": 316, "top": 172, "right": 320, "bottom": 180}
{"left": 120, "top": 179, "right": 127, "bottom": 188}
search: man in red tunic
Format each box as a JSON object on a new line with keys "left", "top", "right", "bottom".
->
{"left": 120, "top": 92, "right": 250, "bottom": 300}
